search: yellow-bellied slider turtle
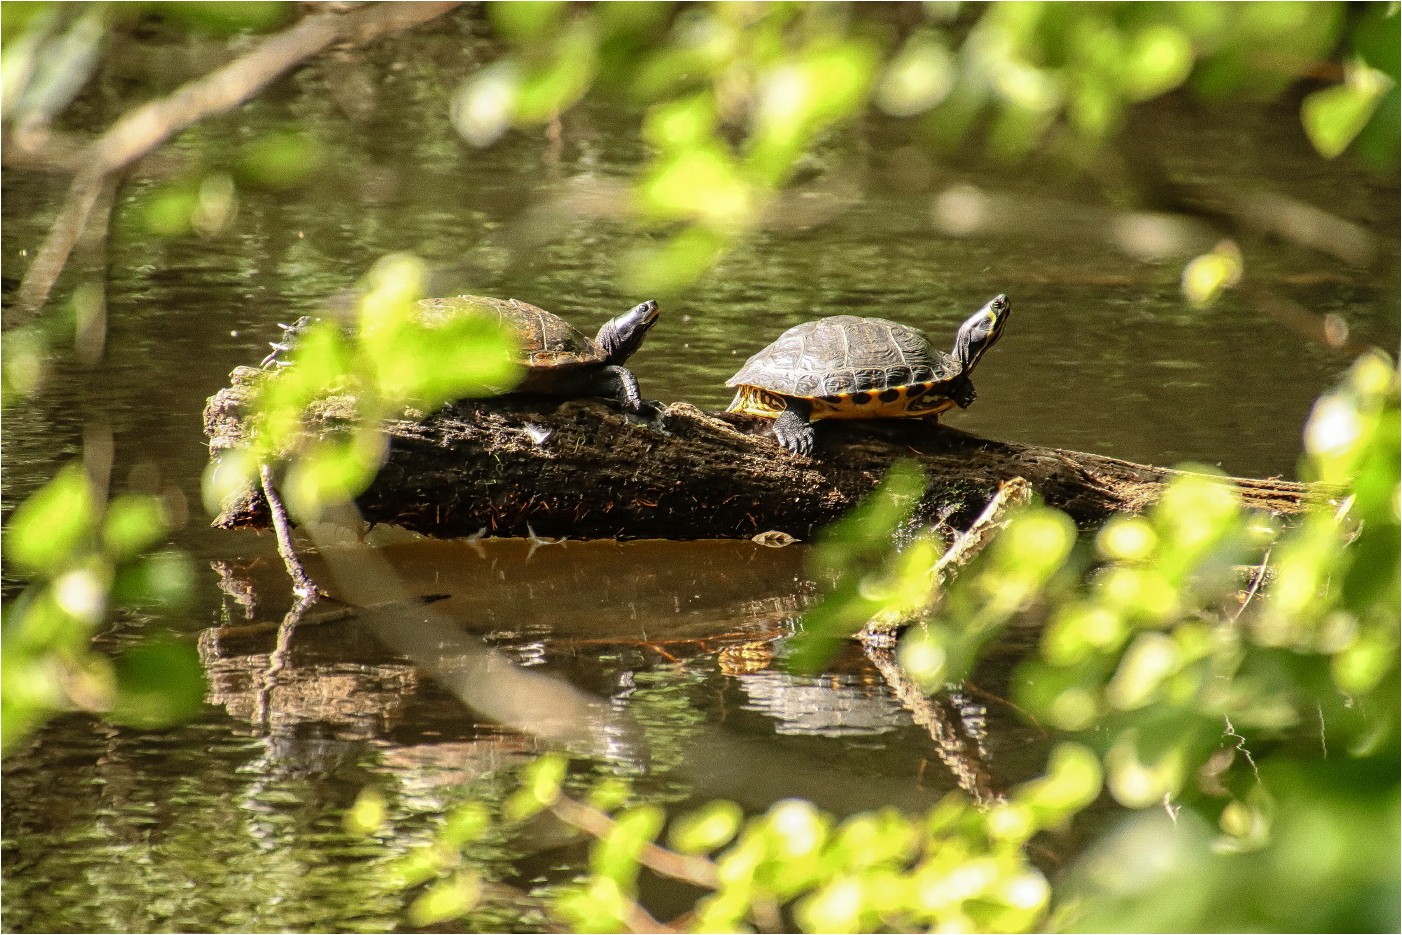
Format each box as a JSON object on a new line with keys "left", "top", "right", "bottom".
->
{"left": 416, "top": 295, "right": 660, "bottom": 413}
{"left": 726, "top": 294, "right": 1010, "bottom": 455}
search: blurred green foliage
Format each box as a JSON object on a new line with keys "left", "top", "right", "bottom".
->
{"left": 374, "top": 745, "right": 1100, "bottom": 934}
{"left": 382, "top": 351, "right": 1398, "bottom": 931}
{"left": 449, "top": 1, "right": 1399, "bottom": 295}
{"left": 2, "top": 462, "right": 199, "bottom": 752}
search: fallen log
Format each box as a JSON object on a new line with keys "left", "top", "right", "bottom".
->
{"left": 205, "top": 365, "right": 1330, "bottom": 541}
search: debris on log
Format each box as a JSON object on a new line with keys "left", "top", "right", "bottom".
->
{"left": 204, "top": 365, "right": 1331, "bottom": 542}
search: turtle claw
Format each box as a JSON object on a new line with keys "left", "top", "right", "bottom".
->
{"left": 772, "top": 411, "right": 815, "bottom": 457}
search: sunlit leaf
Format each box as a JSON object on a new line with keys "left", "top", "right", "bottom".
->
{"left": 110, "top": 549, "right": 194, "bottom": 609}
{"left": 358, "top": 253, "right": 429, "bottom": 340}
{"left": 643, "top": 94, "right": 718, "bottom": 149}
{"left": 441, "top": 801, "right": 492, "bottom": 849}
{"left": 796, "top": 875, "right": 866, "bottom": 934}
{"left": 344, "top": 787, "right": 388, "bottom": 835}
{"left": 1302, "top": 62, "right": 1391, "bottom": 159}
{"left": 139, "top": 180, "right": 199, "bottom": 238}
{"left": 6, "top": 463, "right": 96, "bottom": 576}
{"left": 1181, "top": 240, "right": 1243, "bottom": 307}
{"left": 668, "top": 799, "right": 743, "bottom": 854}
{"left": 593, "top": 805, "right": 665, "bottom": 883}
{"left": 637, "top": 144, "right": 753, "bottom": 224}
{"left": 620, "top": 225, "right": 729, "bottom": 296}
{"left": 503, "top": 753, "right": 568, "bottom": 822}
{"left": 282, "top": 431, "right": 387, "bottom": 521}
{"left": 1, "top": 325, "right": 48, "bottom": 404}
{"left": 1014, "top": 742, "right": 1103, "bottom": 827}
{"left": 101, "top": 494, "right": 167, "bottom": 561}
{"left": 452, "top": 61, "right": 520, "bottom": 148}
{"left": 373, "top": 316, "right": 522, "bottom": 408}
{"left": 1122, "top": 24, "right": 1194, "bottom": 101}
{"left": 408, "top": 872, "right": 480, "bottom": 926}
{"left": 587, "top": 776, "right": 633, "bottom": 813}
{"left": 877, "top": 30, "right": 955, "bottom": 117}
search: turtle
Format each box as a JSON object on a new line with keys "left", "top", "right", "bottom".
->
{"left": 414, "top": 295, "right": 660, "bottom": 413}
{"left": 725, "top": 293, "right": 1011, "bottom": 456}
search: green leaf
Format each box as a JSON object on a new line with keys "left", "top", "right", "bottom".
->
{"left": 237, "top": 130, "right": 324, "bottom": 190}
{"left": 110, "top": 549, "right": 195, "bottom": 609}
{"left": 408, "top": 872, "right": 480, "bottom": 926}
{"left": 504, "top": 753, "right": 568, "bottom": 821}
{"left": 150, "top": 2, "right": 289, "bottom": 36}
{"left": 587, "top": 776, "right": 633, "bottom": 813}
{"left": 668, "top": 800, "right": 743, "bottom": 854}
{"left": 344, "top": 787, "right": 388, "bottom": 835}
{"left": 488, "top": 1, "right": 566, "bottom": 44}
{"left": 282, "top": 431, "right": 388, "bottom": 522}
{"left": 138, "top": 181, "right": 199, "bottom": 238}
{"left": 1122, "top": 24, "right": 1194, "bottom": 102}
{"left": 107, "top": 639, "right": 206, "bottom": 729}
{"left": 6, "top": 463, "right": 96, "bottom": 576}
{"left": 1180, "top": 241, "right": 1243, "bottom": 307}
{"left": 637, "top": 144, "right": 753, "bottom": 224}
{"left": 621, "top": 225, "right": 730, "bottom": 296}
{"left": 442, "top": 801, "right": 492, "bottom": 849}
{"left": 513, "top": 22, "right": 598, "bottom": 123}
{"left": 373, "top": 315, "right": 522, "bottom": 409}
{"left": 2, "top": 325, "right": 47, "bottom": 405}
{"left": 1302, "top": 66, "right": 1390, "bottom": 159}
{"left": 643, "top": 94, "right": 718, "bottom": 150}
{"left": 876, "top": 30, "right": 954, "bottom": 117}
{"left": 101, "top": 494, "right": 167, "bottom": 561}
{"left": 593, "top": 805, "right": 665, "bottom": 883}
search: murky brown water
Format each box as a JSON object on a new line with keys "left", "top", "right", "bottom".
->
{"left": 2, "top": 15, "right": 1397, "bottom": 933}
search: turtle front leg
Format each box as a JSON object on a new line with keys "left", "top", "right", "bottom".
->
{"left": 600, "top": 364, "right": 645, "bottom": 414}
{"left": 772, "top": 399, "right": 814, "bottom": 457}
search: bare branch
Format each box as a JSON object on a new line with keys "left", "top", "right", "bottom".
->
{"left": 9, "top": 1, "right": 462, "bottom": 325}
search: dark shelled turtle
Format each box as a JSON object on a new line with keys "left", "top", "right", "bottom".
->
{"left": 726, "top": 294, "right": 1010, "bottom": 456}
{"left": 415, "top": 295, "right": 660, "bottom": 413}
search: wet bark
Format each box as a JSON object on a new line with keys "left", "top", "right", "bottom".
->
{"left": 205, "top": 365, "right": 1331, "bottom": 541}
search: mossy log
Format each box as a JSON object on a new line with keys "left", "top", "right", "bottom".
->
{"left": 205, "top": 365, "right": 1329, "bottom": 541}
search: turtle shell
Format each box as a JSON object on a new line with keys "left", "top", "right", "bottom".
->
{"left": 415, "top": 295, "right": 603, "bottom": 371}
{"left": 727, "top": 315, "right": 961, "bottom": 399}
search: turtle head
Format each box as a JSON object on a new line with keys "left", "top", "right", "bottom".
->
{"left": 953, "top": 293, "right": 1010, "bottom": 374}
{"left": 596, "top": 300, "right": 660, "bottom": 364}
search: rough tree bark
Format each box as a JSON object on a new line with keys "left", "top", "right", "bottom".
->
{"left": 204, "top": 365, "right": 1330, "bottom": 542}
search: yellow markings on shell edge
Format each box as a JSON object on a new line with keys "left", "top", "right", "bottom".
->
{"left": 728, "top": 383, "right": 956, "bottom": 421}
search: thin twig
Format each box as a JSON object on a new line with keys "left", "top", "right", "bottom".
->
{"left": 259, "top": 463, "right": 321, "bottom": 599}
{"left": 10, "top": 1, "right": 461, "bottom": 322}
{"left": 1231, "top": 547, "right": 1272, "bottom": 623}
{"left": 549, "top": 796, "right": 720, "bottom": 890}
